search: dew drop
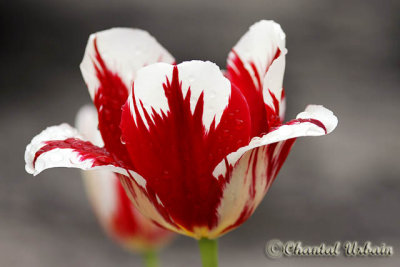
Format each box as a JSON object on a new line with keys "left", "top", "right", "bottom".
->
{"left": 235, "top": 119, "right": 244, "bottom": 129}
{"left": 163, "top": 170, "right": 170, "bottom": 178}
{"left": 120, "top": 136, "right": 126, "bottom": 145}
{"left": 104, "top": 109, "right": 112, "bottom": 121}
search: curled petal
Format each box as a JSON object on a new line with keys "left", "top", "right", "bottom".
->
{"left": 208, "top": 105, "right": 337, "bottom": 236}
{"left": 228, "top": 20, "right": 287, "bottom": 135}
{"left": 25, "top": 124, "right": 129, "bottom": 176}
{"left": 213, "top": 105, "right": 338, "bottom": 178}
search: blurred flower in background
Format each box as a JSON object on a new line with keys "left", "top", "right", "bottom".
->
{"left": 76, "top": 105, "right": 173, "bottom": 266}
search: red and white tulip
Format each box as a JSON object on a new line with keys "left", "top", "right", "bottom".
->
{"left": 76, "top": 105, "right": 173, "bottom": 253}
{"left": 25, "top": 20, "right": 337, "bottom": 240}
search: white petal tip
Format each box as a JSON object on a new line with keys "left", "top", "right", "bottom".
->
{"left": 297, "top": 105, "right": 338, "bottom": 134}
{"left": 252, "top": 20, "right": 285, "bottom": 37}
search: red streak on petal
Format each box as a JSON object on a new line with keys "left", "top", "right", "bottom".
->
{"left": 250, "top": 62, "right": 262, "bottom": 90}
{"left": 271, "top": 139, "right": 296, "bottom": 182}
{"left": 121, "top": 66, "right": 251, "bottom": 231}
{"left": 286, "top": 118, "right": 328, "bottom": 134}
{"left": 265, "top": 89, "right": 282, "bottom": 128}
{"left": 249, "top": 147, "right": 259, "bottom": 198}
{"left": 111, "top": 174, "right": 172, "bottom": 245}
{"left": 33, "top": 138, "right": 118, "bottom": 168}
{"left": 92, "top": 38, "right": 133, "bottom": 168}
{"left": 227, "top": 50, "right": 269, "bottom": 138}
{"left": 273, "top": 48, "right": 281, "bottom": 61}
{"left": 119, "top": 174, "right": 179, "bottom": 228}
{"left": 111, "top": 175, "right": 139, "bottom": 238}
{"left": 221, "top": 138, "right": 296, "bottom": 235}
{"left": 265, "top": 142, "right": 278, "bottom": 183}
{"left": 227, "top": 48, "right": 284, "bottom": 137}
{"left": 220, "top": 204, "right": 253, "bottom": 235}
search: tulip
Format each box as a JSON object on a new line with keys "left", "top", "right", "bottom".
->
{"left": 25, "top": 20, "right": 337, "bottom": 266}
{"left": 76, "top": 105, "right": 173, "bottom": 267}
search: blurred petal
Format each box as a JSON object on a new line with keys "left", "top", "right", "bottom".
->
{"left": 84, "top": 170, "right": 173, "bottom": 251}
{"left": 227, "top": 20, "right": 286, "bottom": 136}
{"left": 75, "top": 104, "right": 104, "bottom": 147}
{"left": 76, "top": 104, "right": 173, "bottom": 251}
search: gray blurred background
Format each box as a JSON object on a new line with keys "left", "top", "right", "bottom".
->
{"left": 1, "top": 0, "right": 399, "bottom": 266}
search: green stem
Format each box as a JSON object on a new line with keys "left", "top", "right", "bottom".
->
{"left": 142, "top": 250, "right": 159, "bottom": 267}
{"left": 198, "top": 238, "right": 218, "bottom": 267}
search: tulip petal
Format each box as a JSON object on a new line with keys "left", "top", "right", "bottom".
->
{"left": 76, "top": 105, "right": 175, "bottom": 245}
{"left": 84, "top": 170, "right": 174, "bottom": 251}
{"left": 80, "top": 28, "right": 174, "bottom": 166}
{"left": 120, "top": 61, "right": 252, "bottom": 236}
{"left": 75, "top": 104, "right": 104, "bottom": 147}
{"left": 227, "top": 20, "right": 286, "bottom": 136}
{"left": 213, "top": 105, "right": 338, "bottom": 178}
{"left": 210, "top": 139, "right": 295, "bottom": 238}
{"left": 25, "top": 124, "right": 130, "bottom": 176}
{"left": 209, "top": 105, "right": 337, "bottom": 236}
{"left": 81, "top": 28, "right": 175, "bottom": 99}
{"left": 119, "top": 174, "right": 185, "bottom": 234}
{"left": 77, "top": 106, "right": 173, "bottom": 250}
{"left": 128, "top": 61, "right": 235, "bottom": 131}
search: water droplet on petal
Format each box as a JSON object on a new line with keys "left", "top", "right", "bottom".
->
{"left": 163, "top": 170, "right": 170, "bottom": 178}
{"left": 120, "top": 136, "right": 126, "bottom": 145}
{"left": 235, "top": 119, "right": 244, "bottom": 129}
